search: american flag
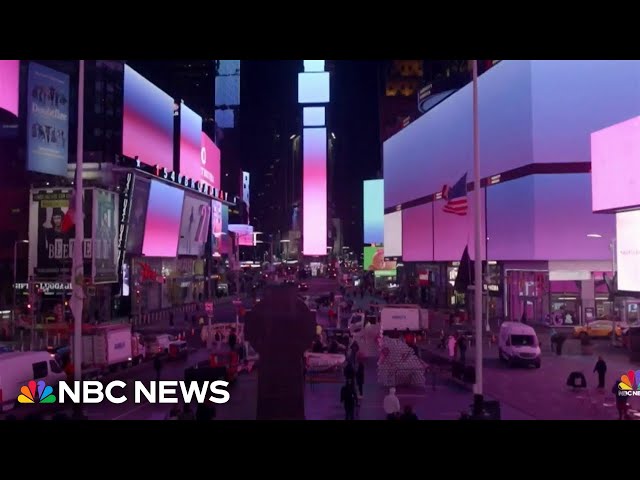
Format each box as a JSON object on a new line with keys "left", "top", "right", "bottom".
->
{"left": 442, "top": 173, "right": 468, "bottom": 215}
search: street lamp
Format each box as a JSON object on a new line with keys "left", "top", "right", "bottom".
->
{"left": 12, "top": 240, "right": 29, "bottom": 336}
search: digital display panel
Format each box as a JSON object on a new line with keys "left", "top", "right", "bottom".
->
{"left": 298, "top": 72, "right": 330, "bottom": 104}
{"left": 363, "top": 179, "right": 384, "bottom": 245}
{"left": 0, "top": 60, "right": 19, "bottom": 117}
{"left": 383, "top": 211, "right": 402, "bottom": 258}
{"left": 177, "top": 193, "right": 211, "bottom": 256}
{"left": 142, "top": 180, "right": 184, "bottom": 257}
{"left": 302, "top": 127, "right": 327, "bottom": 255}
{"left": 303, "top": 107, "right": 326, "bottom": 127}
{"left": 179, "top": 103, "right": 203, "bottom": 183}
{"left": 617, "top": 210, "right": 640, "bottom": 292}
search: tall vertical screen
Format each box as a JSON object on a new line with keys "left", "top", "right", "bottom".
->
{"left": 142, "top": 180, "right": 184, "bottom": 257}
{"left": 363, "top": 179, "right": 384, "bottom": 244}
{"left": 179, "top": 102, "right": 203, "bottom": 181}
{"left": 303, "top": 127, "right": 327, "bottom": 255}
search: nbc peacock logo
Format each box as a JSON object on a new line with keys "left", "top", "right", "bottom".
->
{"left": 18, "top": 380, "right": 57, "bottom": 404}
{"left": 618, "top": 370, "right": 640, "bottom": 397}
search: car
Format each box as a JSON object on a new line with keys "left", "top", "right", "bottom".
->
{"left": 298, "top": 282, "right": 309, "bottom": 292}
{"left": 573, "top": 320, "right": 623, "bottom": 339}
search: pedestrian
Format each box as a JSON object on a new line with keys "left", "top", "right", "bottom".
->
{"left": 457, "top": 334, "right": 468, "bottom": 365}
{"left": 383, "top": 387, "right": 401, "bottom": 420}
{"left": 594, "top": 356, "right": 607, "bottom": 389}
{"left": 399, "top": 405, "right": 419, "bottom": 421}
{"left": 340, "top": 378, "right": 358, "bottom": 420}
{"left": 228, "top": 328, "right": 237, "bottom": 352}
{"left": 356, "top": 360, "right": 365, "bottom": 397}
{"left": 613, "top": 380, "right": 629, "bottom": 420}
{"left": 214, "top": 331, "right": 222, "bottom": 350}
{"left": 447, "top": 335, "right": 456, "bottom": 361}
{"left": 153, "top": 355, "right": 163, "bottom": 381}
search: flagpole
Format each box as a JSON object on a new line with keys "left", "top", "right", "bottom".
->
{"left": 471, "top": 60, "right": 484, "bottom": 410}
{"left": 72, "top": 60, "right": 85, "bottom": 385}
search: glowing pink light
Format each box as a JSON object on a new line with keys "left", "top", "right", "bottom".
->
{"left": 591, "top": 116, "right": 640, "bottom": 212}
{"left": 0, "top": 60, "right": 19, "bottom": 117}
{"left": 303, "top": 128, "right": 327, "bottom": 255}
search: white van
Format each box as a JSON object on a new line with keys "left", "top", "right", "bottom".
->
{"left": 498, "top": 322, "right": 541, "bottom": 368}
{"left": 0, "top": 351, "right": 67, "bottom": 412}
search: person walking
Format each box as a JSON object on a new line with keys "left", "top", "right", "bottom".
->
{"left": 340, "top": 379, "right": 358, "bottom": 420}
{"left": 228, "top": 328, "right": 237, "bottom": 352}
{"left": 383, "top": 387, "right": 401, "bottom": 420}
{"left": 356, "top": 360, "right": 365, "bottom": 397}
{"left": 457, "top": 335, "right": 468, "bottom": 365}
{"left": 594, "top": 356, "right": 607, "bottom": 389}
{"left": 447, "top": 335, "right": 457, "bottom": 361}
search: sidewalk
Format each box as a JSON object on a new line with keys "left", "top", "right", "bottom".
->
{"left": 419, "top": 338, "right": 640, "bottom": 420}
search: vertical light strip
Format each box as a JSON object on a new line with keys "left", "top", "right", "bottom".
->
{"left": 303, "top": 127, "right": 327, "bottom": 255}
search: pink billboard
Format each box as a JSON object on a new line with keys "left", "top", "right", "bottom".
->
{"left": 0, "top": 60, "right": 19, "bottom": 117}
{"left": 201, "top": 132, "right": 220, "bottom": 190}
{"left": 142, "top": 180, "right": 184, "bottom": 257}
{"left": 123, "top": 65, "right": 174, "bottom": 171}
{"left": 302, "top": 127, "right": 327, "bottom": 256}
{"left": 591, "top": 115, "right": 640, "bottom": 213}
{"left": 179, "top": 103, "right": 203, "bottom": 182}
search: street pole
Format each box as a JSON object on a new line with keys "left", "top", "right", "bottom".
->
{"left": 72, "top": 60, "right": 85, "bottom": 386}
{"left": 611, "top": 238, "right": 617, "bottom": 346}
{"left": 12, "top": 241, "right": 18, "bottom": 338}
{"left": 471, "top": 60, "right": 484, "bottom": 409}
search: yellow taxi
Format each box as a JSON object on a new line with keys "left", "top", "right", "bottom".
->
{"left": 573, "top": 320, "right": 622, "bottom": 339}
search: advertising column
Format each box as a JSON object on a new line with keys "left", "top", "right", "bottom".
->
{"left": 92, "top": 189, "right": 119, "bottom": 284}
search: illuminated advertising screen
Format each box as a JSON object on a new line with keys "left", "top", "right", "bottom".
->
{"left": 28, "top": 188, "right": 92, "bottom": 280}
{"left": 123, "top": 65, "right": 174, "bottom": 171}
{"left": 177, "top": 193, "right": 211, "bottom": 257}
{"left": 222, "top": 204, "right": 229, "bottom": 233}
{"left": 27, "top": 63, "right": 70, "bottom": 176}
{"left": 242, "top": 171, "right": 250, "bottom": 218}
{"left": 229, "top": 224, "right": 254, "bottom": 247}
{"left": 201, "top": 132, "right": 220, "bottom": 190}
{"left": 0, "top": 60, "right": 19, "bottom": 117}
{"left": 363, "top": 246, "right": 397, "bottom": 276}
{"left": 617, "top": 210, "right": 640, "bottom": 292}
{"left": 363, "top": 179, "right": 384, "bottom": 244}
{"left": 142, "top": 180, "right": 184, "bottom": 257}
{"left": 298, "top": 72, "right": 330, "bottom": 104}
{"left": 179, "top": 103, "right": 203, "bottom": 182}
{"left": 212, "top": 200, "right": 223, "bottom": 252}
{"left": 591, "top": 115, "right": 640, "bottom": 213}
{"left": 92, "top": 189, "right": 119, "bottom": 284}
{"left": 126, "top": 177, "right": 150, "bottom": 255}
{"left": 302, "top": 127, "right": 327, "bottom": 255}
{"left": 383, "top": 211, "right": 402, "bottom": 258}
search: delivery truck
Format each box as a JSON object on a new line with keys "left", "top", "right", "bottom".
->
{"left": 380, "top": 305, "right": 429, "bottom": 333}
{"left": 73, "top": 324, "right": 146, "bottom": 375}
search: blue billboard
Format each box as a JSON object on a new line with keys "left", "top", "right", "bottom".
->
{"left": 27, "top": 62, "right": 70, "bottom": 176}
{"left": 364, "top": 179, "right": 384, "bottom": 244}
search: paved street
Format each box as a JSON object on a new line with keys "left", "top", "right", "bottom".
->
{"left": 421, "top": 336, "right": 640, "bottom": 420}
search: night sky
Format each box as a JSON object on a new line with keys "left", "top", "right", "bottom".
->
{"left": 129, "top": 60, "right": 382, "bottom": 253}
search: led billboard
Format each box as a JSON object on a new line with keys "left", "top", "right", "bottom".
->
{"left": 123, "top": 65, "right": 174, "bottom": 171}
{"left": 298, "top": 72, "right": 330, "bottom": 104}
{"left": 383, "top": 211, "right": 402, "bottom": 258}
{"left": 0, "top": 60, "right": 19, "bottom": 117}
{"left": 178, "top": 193, "right": 211, "bottom": 256}
{"left": 126, "top": 177, "right": 150, "bottom": 255}
{"left": 303, "top": 107, "right": 325, "bottom": 127}
{"left": 363, "top": 246, "right": 397, "bottom": 275}
{"left": 617, "top": 210, "right": 640, "bottom": 292}
{"left": 201, "top": 132, "right": 221, "bottom": 190}
{"left": 142, "top": 180, "right": 184, "bottom": 257}
{"left": 302, "top": 127, "right": 327, "bottom": 255}
{"left": 27, "top": 63, "right": 70, "bottom": 176}
{"left": 363, "top": 179, "right": 384, "bottom": 245}
{"left": 179, "top": 102, "right": 203, "bottom": 182}
{"left": 229, "top": 224, "right": 254, "bottom": 247}
{"left": 92, "top": 189, "right": 119, "bottom": 284}
{"left": 591, "top": 115, "right": 640, "bottom": 213}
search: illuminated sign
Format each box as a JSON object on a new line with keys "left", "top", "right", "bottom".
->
{"left": 116, "top": 155, "right": 234, "bottom": 204}
{"left": 117, "top": 173, "right": 133, "bottom": 276}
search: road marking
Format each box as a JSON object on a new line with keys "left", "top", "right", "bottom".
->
{"left": 112, "top": 401, "right": 151, "bottom": 420}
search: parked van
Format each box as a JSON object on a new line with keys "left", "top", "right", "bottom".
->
{"left": 498, "top": 322, "right": 541, "bottom": 368}
{"left": 0, "top": 351, "right": 67, "bottom": 412}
